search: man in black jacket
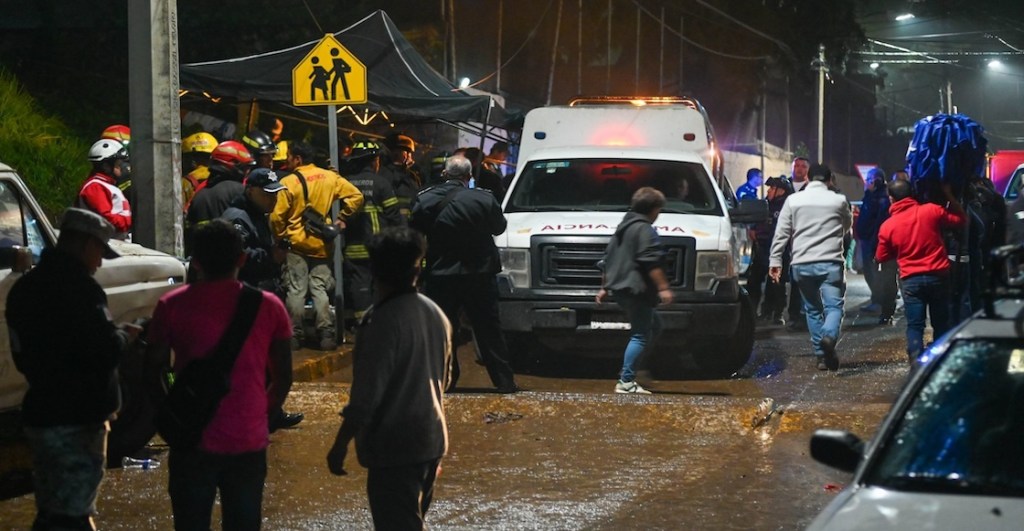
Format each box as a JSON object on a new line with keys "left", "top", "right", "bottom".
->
{"left": 596, "top": 187, "right": 672, "bottom": 394}
{"left": 410, "top": 154, "right": 519, "bottom": 393}
{"left": 220, "top": 168, "right": 304, "bottom": 432}
{"left": 8, "top": 208, "right": 142, "bottom": 531}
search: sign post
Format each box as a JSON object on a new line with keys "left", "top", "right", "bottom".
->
{"left": 292, "top": 34, "right": 367, "bottom": 344}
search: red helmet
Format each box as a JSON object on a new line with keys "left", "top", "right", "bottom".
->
{"left": 209, "top": 140, "right": 255, "bottom": 174}
{"left": 101, "top": 124, "right": 131, "bottom": 146}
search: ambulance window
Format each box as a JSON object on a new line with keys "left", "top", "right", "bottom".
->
{"left": 506, "top": 159, "right": 722, "bottom": 216}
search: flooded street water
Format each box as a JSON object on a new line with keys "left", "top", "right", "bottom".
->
{"left": 0, "top": 279, "right": 913, "bottom": 530}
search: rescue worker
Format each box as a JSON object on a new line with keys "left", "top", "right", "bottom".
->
{"left": 380, "top": 133, "right": 423, "bottom": 219}
{"left": 186, "top": 140, "right": 255, "bottom": 253}
{"left": 341, "top": 141, "right": 404, "bottom": 322}
{"left": 242, "top": 129, "right": 278, "bottom": 170}
{"left": 270, "top": 140, "right": 363, "bottom": 351}
{"left": 181, "top": 131, "right": 218, "bottom": 211}
{"left": 272, "top": 140, "right": 290, "bottom": 172}
{"left": 77, "top": 139, "right": 132, "bottom": 240}
{"left": 100, "top": 125, "right": 134, "bottom": 213}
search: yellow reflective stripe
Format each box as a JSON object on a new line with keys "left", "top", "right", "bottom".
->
{"left": 381, "top": 197, "right": 399, "bottom": 207}
{"left": 363, "top": 205, "right": 381, "bottom": 213}
{"left": 344, "top": 245, "right": 369, "bottom": 259}
{"left": 370, "top": 211, "right": 380, "bottom": 233}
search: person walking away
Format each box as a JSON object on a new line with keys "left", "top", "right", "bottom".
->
{"left": 186, "top": 140, "right": 255, "bottom": 254}
{"left": 380, "top": 133, "right": 424, "bottom": 219}
{"left": 181, "top": 132, "right": 218, "bottom": 212}
{"left": 735, "top": 168, "right": 763, "bottom": 202}
{"left": 77, "top": 139, "right": 132, "bottom": 240}
{"left": 7, "top": 208, "right": 143, "bottom": 531}
{"left": 595, "top": 187, "right": 673, "bottom": 394}
{"left": 145, "top": 220, "right": 293, "bottom": 531}
{"left": 746, "top": 176, "right": 794, "bottom": 324}
{"left": 326, "top": 226, "right": 451, "bottom": 529}
{"left": 877, "top": 179, "right": 966, "bottom": 362}
{"left": 856, "top": 168, "right": 898, "bottom": 323}
{"left": 770, "top": 164, "right": 852, "bottom": 371}
{"left": 339, "top": 141, "right": 405, "bottom": 324}
{"left": 270, "top": 140, "right": 363, "bottom": 351}
{"left": 220, "top": 168, "right": 304, "bottom": 432}
{"left": 410, "top": 154, "right": 519, "bottom": 393}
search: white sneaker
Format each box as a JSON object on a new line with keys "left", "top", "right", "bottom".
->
{"left": 615, "top": 380, "right": 652, "bottom": 394}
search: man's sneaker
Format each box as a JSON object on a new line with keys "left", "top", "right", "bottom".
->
{"left": 820, "top": 335, "right": 839, "bottom": 371}
{"left": 878, "top": 316, "right": 893, "bottom": 325}
{"left": 816, "top": 359, "right": 829, "bottom": 371}
{"left": 615, "top": 380, "right": 652, "bottom": 394}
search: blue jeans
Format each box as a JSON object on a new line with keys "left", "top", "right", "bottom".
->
{"left": 168, "top": 447, "right": 267, "bottom": 531}
{"left": 791, "top": 262, "right": 846, "bottom": 355}
{"left": 615, "top": 291, "right": 663, "bottom": 382}
{"left": 901, "top": 273, "right": 951, "bottom": 358}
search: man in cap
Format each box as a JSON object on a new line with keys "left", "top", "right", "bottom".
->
{"left": 7, "top": 208, "right": 143, "bottom": 530}
{"left": 747, "top": 176, "right": 794, "bottom": 325}
{"left": 769, "top": 164, "right": 852, "bottom": 371}
{"left": 221, "top": 168, "right": 304, "bottom": 431}
{"left": 380, "top": 133, "right": 424, "bottom": 219}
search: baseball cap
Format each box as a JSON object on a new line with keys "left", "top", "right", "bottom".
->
{"left": 60, "top": 208, "right": 120, "bottom": 259}
{"left": 808, "top": 163, "right": 833, "bottom": 181}
{"left": 765, "top": 176, "right": 794, "bottom": 193}
{"left": 245, "top": 168, "right": 286, "bottom": 193}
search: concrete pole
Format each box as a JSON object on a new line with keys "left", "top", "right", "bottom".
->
{"left": 606, "top": 0, "right": 612, "bottom": 93}
{"left": 128, "top": 0, "right": 182, "bottom": 257}
{"left": 817, "top": 44, "right": 825, "bottom": 164}
{"left": 546, "top": 0, "right": 563, "bottom": 105}
{"left": 497, "top": 0, "right": 503, "bottom": 93}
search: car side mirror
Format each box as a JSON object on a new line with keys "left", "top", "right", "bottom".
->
{"left": 730, "top": 199, "right": 769, "bottom": 224}
{"left": 810, "top": 429, "right": 864, "bottom": 473}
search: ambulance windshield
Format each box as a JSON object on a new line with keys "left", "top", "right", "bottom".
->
{"left": 505, "top": 159, "right": 722, "bottom": 215}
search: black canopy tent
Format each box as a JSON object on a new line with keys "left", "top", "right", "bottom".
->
{"left": 180, "top": 10, "right": 496, "bottom": 126}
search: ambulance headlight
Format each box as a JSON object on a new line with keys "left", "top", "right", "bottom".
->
{"left": 499, "top": 248, "right": 530, "bottom": 288}
{"left": 695, "top": 251, "right": 735, "bottom": 291}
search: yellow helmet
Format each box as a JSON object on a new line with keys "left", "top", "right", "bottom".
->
{"left": 182, "top": 132, "right": 217, "bottom": 154}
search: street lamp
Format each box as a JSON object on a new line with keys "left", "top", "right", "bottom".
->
{"left": 895, "top": 13, "right": 915, "bottom": 21}
{"left": 458, "top": 77, "right": 471, "bottom": 88}
{"left": 988, "top": 59, "right": 1004, "bottom": 70}
{"left": 870, "top": 62, "right": 880, "bottom": 70}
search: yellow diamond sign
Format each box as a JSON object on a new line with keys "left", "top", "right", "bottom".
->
{"left": 292, "top": 34, "right": 367, "bottom": 106}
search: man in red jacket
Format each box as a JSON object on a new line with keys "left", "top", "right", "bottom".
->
{"left": 876, "top": 179, "right": 965, "bottom": 361}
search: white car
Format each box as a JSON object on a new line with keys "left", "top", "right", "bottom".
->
{"left": 807, "top": 245, "right": 1024, "bottom": 530}
{"left": 0, "top": 162, "right": 185, "bottom": 479}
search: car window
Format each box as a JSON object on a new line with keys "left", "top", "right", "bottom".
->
{"left": 505, "top": 159, "right": 723, "bottom": 216}
{"left": 868, "top": 339, "right": 1024, "bottom": 496}
{"left": 1006, "top": 168, "right": 1024, "bottom": 200}
{"left": 0, "top": 181, "right": 46, "bottom": 264}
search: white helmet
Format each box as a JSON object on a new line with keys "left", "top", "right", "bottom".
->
{"left": 88, "top": 139, "right": 128, "bottom": 163}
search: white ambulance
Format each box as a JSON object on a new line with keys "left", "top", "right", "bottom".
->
{"left": 497, "top": 97, "right": 764, "bottom": 377}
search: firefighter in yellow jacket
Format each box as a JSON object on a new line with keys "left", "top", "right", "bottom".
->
{"left": 271, "top": 140, "right": 363, "bottom": 350}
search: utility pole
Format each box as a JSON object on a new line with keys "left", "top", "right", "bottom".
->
{"left": 946, "top": 79, "right": 953, "bottom": 114}
{"left": 816, "top": 44, "right": 826, "bottom": 164}
{"left": 606, "top": 0, "right": 612, "bottom": 92}
{"left": 496, "top": 0, "right": 503, "bottom": 93}
{"left": 578, "top": 0, "right": 583, "bottom": 95}
{"left": 659, "top": 6, "right": 665, "bottom": 94}
{"left": 128, "top": 0, "right": 182, "bottom": 257}
{"left": 546, "top": 0, "right": 563, "bottom": 105}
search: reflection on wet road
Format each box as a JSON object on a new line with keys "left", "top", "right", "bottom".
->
{"left": 0, "top": 279, "right": 914, "bottom": 529}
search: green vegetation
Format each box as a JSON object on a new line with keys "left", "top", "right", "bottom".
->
{"left": 0, "top": 68, "right": 89, "bottom": 220}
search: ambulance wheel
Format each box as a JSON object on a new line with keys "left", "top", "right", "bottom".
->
{"left": 692, "top": 293, "right": 755, "bottom": 379}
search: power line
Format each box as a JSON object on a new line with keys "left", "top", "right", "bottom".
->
{"left": 631, "top": 1, "right": 772, "bottom": 61}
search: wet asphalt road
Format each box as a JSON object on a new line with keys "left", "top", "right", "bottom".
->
{"left": 0, "top": 275, "right": 915, "bottom": 530}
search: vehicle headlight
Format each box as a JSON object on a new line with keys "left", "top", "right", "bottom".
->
{"left": 694, "top": 251, "right": 735, "bottom": 291}
{"left": 499, "top": 248, "right": 530, "bottom": 288}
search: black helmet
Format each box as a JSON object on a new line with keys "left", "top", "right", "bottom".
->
{"left": 347, "top": 140, "right": 382, "bottom": 162}
{"left": 241, "top": 129, "right": 277, "bottom": 158}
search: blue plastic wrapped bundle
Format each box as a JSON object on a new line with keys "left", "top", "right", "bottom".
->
{"left": 905, "top": 113, "right": 988, "bottom": 191}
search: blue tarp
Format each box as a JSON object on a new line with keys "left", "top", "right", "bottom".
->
{"left": 906, "top": 113, "right": 988, "bottom": 191}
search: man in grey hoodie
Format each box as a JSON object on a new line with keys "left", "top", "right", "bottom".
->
{"left": 769, "top": 164, "right": 852, "bottom": 371}
{"left": 596, "top": 187, "right": 673, "bottom": 394}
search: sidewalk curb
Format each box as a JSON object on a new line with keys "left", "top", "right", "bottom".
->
{"left": 292, "top": 345, "right": 353, "bottom": 382}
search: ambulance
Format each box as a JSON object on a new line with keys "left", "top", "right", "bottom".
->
{"left": 496, "top": 97, "right": 765, "bottom": 378}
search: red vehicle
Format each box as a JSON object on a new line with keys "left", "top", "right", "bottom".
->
{"left": 987, "top": 150, "right": 1024, "bottom": 194}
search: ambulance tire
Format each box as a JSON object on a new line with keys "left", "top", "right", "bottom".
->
{"left": 692, "top": 293, "right": 755, "bottom": 379}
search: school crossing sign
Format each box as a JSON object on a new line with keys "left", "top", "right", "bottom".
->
{"left": 292, "top": 34, "right": 367, "bottom": 106}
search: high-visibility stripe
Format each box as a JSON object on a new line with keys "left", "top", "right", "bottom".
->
{"left": 381, "top": 197, "right": 399, "bottom": 207}
{"left": 344, "top": 245, "right": 369, "bottom": 259}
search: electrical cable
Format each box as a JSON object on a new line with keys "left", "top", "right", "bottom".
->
{"left": 300, "top": 0, "right": 324, "bottom": 34}
{"left": 463, "top": 0, "right": 556, "bottom": 89}
{"left": 631, "top": 1, "right": 772, "bottom": 61}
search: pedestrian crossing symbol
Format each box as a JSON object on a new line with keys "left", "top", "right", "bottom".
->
{"left": 292, "top": 34, "right": 367, "bottom": 106}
